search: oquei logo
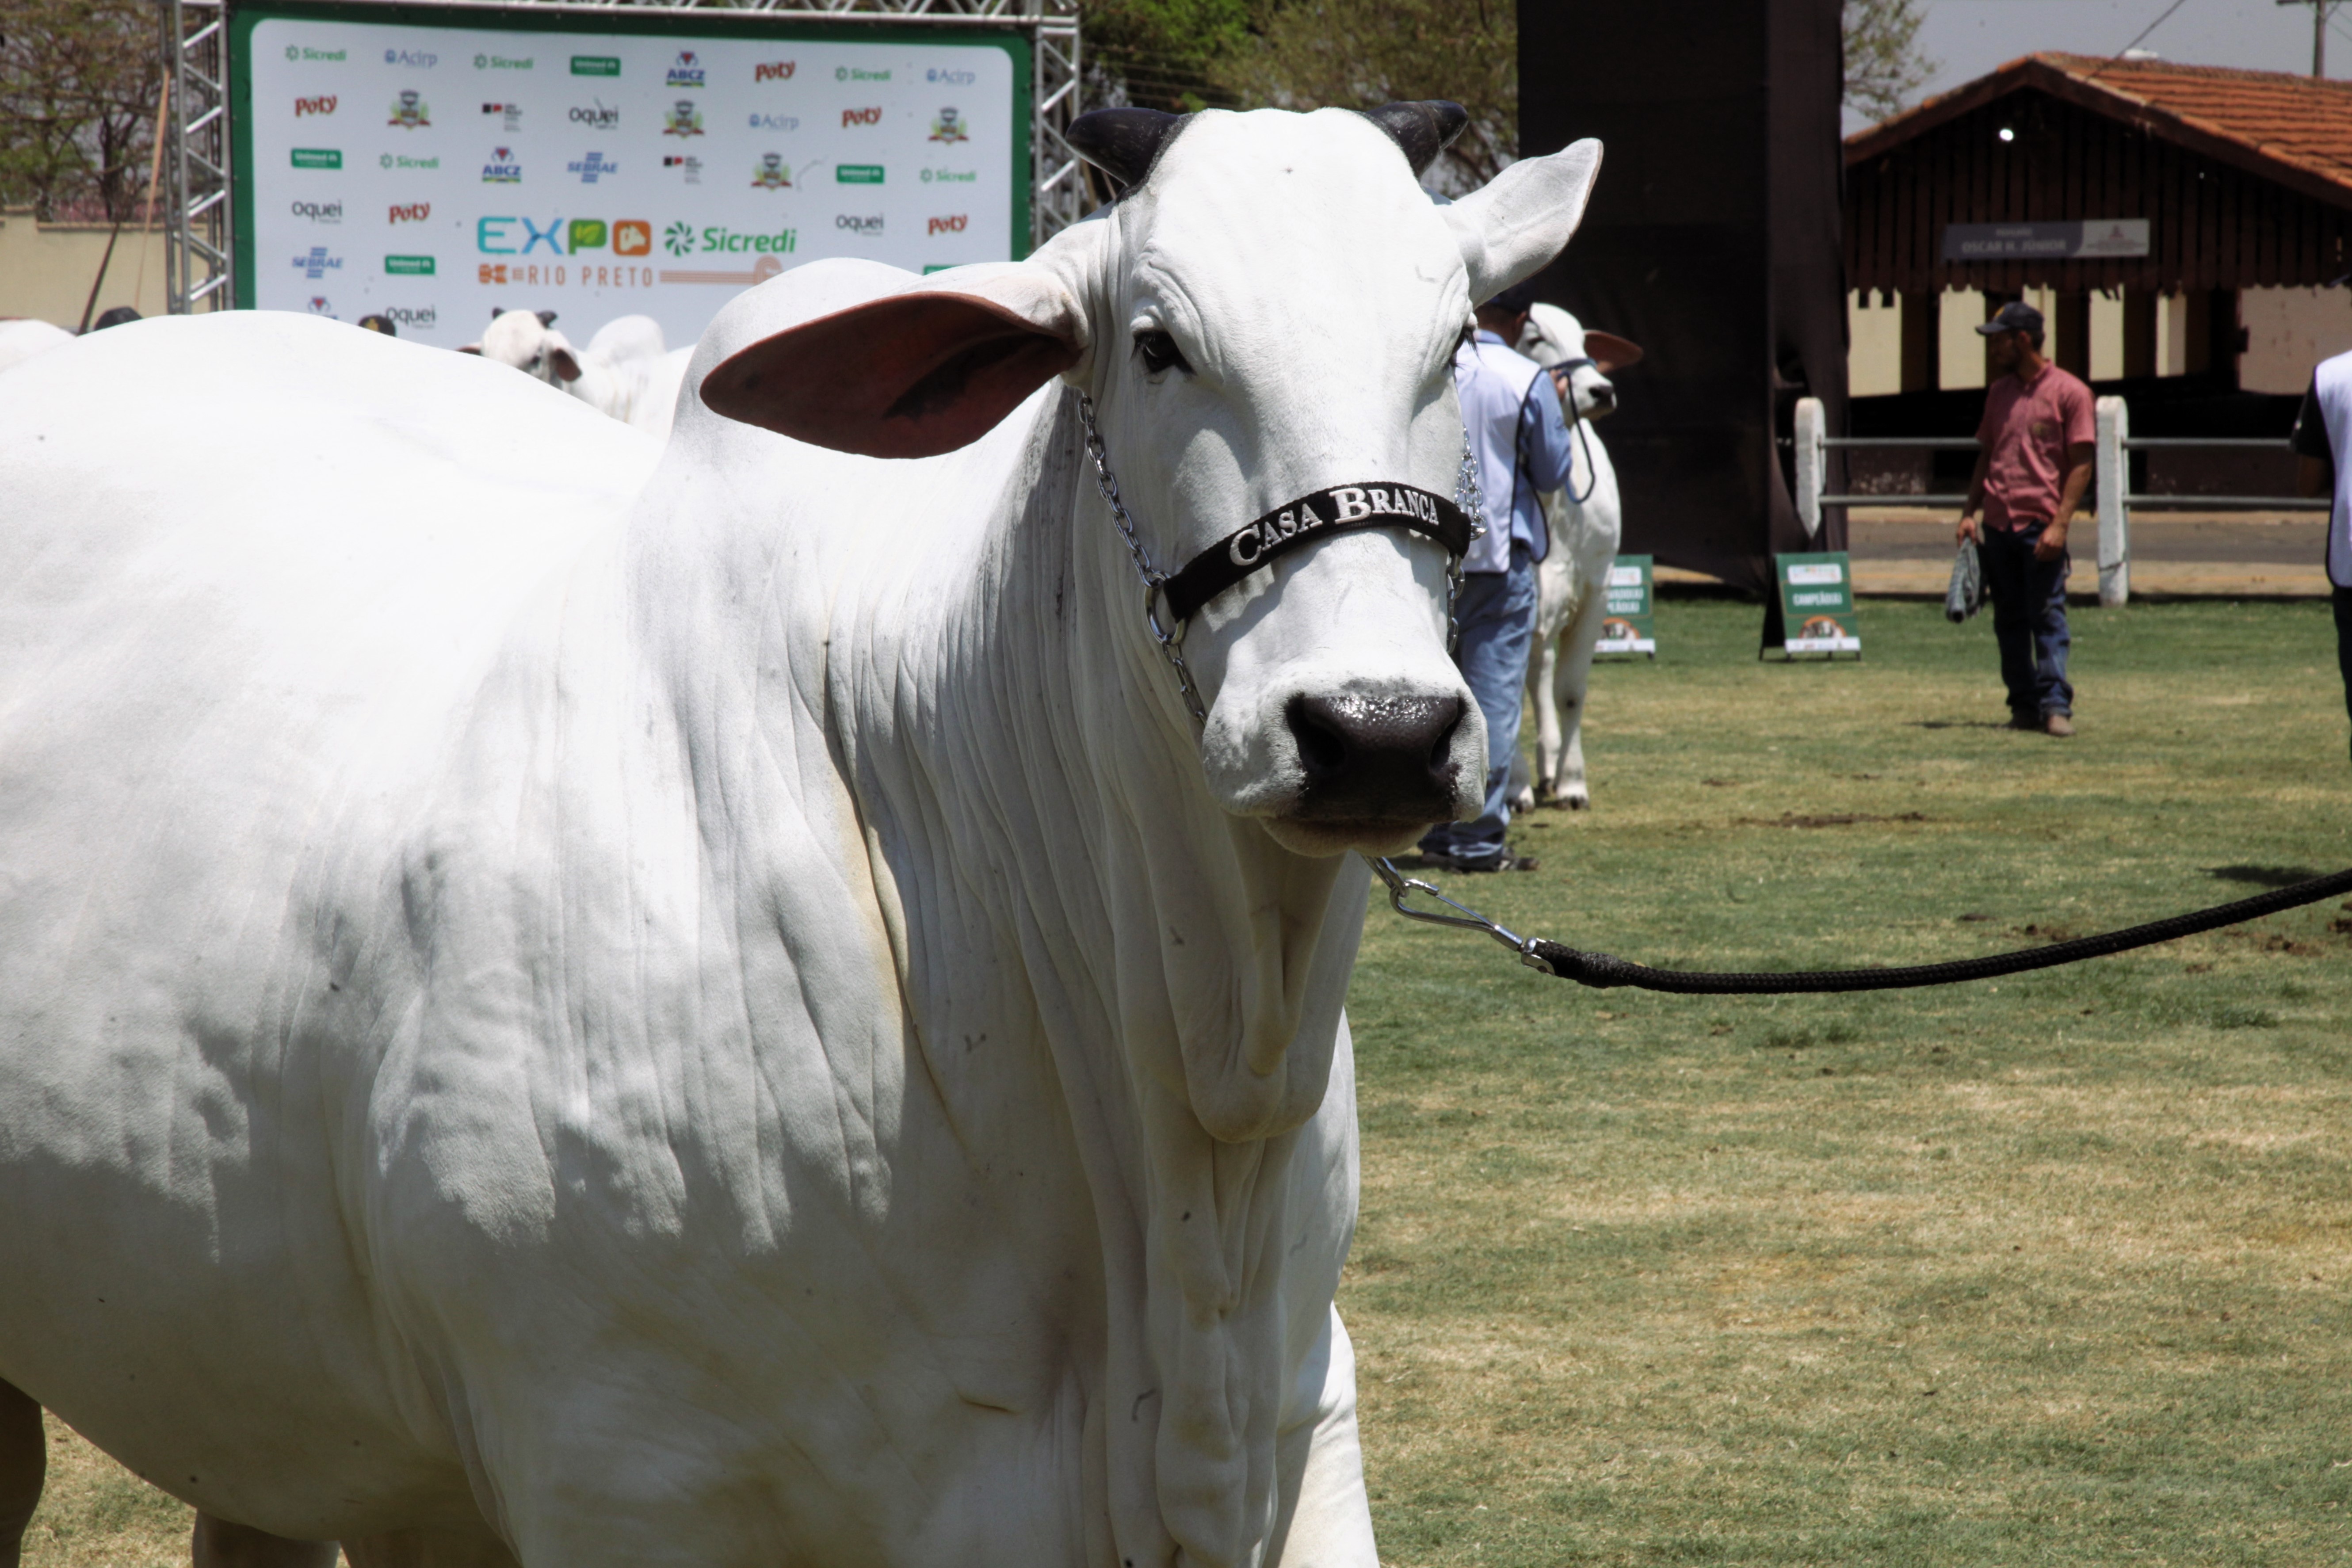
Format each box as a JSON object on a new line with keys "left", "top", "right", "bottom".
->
{"left": 569, "top": 100, "right": 619, "bottom": 130}
{"left": 388, "top": 89, "right": 429, "bottom": 129}
{"left": 389, "top": 201, "right": 431, "bottom": 223}
{"left": 481, "top": 146, "right": 522, "bottom": 182}
{"left": 753, "top": 61, "right": 796, "bottom": 82}
{"left": 381, "top": 305, "right": 438, "bottom": 328}
{"left": 382, "top": 49, "right": 437, "bottom": 68}
{"left": 836, "top": 214, "right": 884, "bottom": 235}
{"left": 291, "top": 245, "right": 344, "bottom": 280}
{"left": 926, "top": 214, "right": 967, "bottom": 236}
{"left": 841, "top": 106, "right": 882, "bottom": 128}
{"left": 926, "top": 66, "right": 976, "bottom": 85}
{"left": 289, "top": 198, "right": 343, "bottom": 223}
{"left": 481, "top": 101, "right": 523, "bottom": 131}
{"left": 747, "top": 113, "right": 798, "bottom": 132}
{"left": 294, "top": 95, "right": 337, "bottom": 117}
{"left": 666, "top": 50, "right": 705, "bottom": 88}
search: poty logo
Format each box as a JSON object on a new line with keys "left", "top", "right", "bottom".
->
{"left": 837, "top": 214, "right": 884, "bottom": 234}
{"left": 289, "top": 198, "right": 342, "bottom": 222}
{"left": 569, "top": 101, "right": 619, "bottom": 129}
{"left": 382, "top": 49, "right": 437, "bottom": 68}
{"left": 389, "top": 202, "right": 431, "bottom": 223}
{"left": 926, "top": 214, "right": 967, "bottom": 236}
{"left": 292, "top": 246, "right": 344, "bottom": 279}
{"left": 841, "top": 106, "right": 882, "bottom": 127}
{"left": 747, "top": 113, "right": 799, "bottom": 132}
{"left": 926, "top": 66, "right": 976, "bottom": 85}
{"left": 294, "top": 95, "right": 337, "bottom": 117}
{"left": 481, "top": 147, "right": 522, "bottom": 182}
{"left": 753, "top": 61, "right": 796, "bottom": 82}
{"left": 666, "top": 51, "right": 705, "bottom": 88}
{"left": 567, "top": 151, "right": 620, "bottom": 184}
{"left": 835, "top": 65, "right": 890, "bottom": 81}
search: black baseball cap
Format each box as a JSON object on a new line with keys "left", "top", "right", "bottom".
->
{"left": 1974, "top": 300, "right": 2044, "bottom": 337}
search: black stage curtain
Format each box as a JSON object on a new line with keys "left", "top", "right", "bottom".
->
{"left": 1518, "top": 0, "right": 1848, "bottom": 591}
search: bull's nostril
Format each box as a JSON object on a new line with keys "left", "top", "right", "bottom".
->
{"left": 1291, "top": 705, "right": 1349, "bottom": 776}
{"left": 1428, "top": 710, "right": 1460, "bottom": 771}
{"left": 1285, "top": 691, "right": 1464, "bottom": 822}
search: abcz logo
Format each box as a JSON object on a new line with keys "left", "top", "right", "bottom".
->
{"left": 841, "top": 107, "right": 882, "bottom": 127}
{"left": 754, "top": 61, "right": 796, "bottom": 83}
{"left": 389, "top": 202, "right": 431, "bottom": 223}
{"left": 926, "top": 214, "right": 968, "bottom": 236}
{"left": 294, "top": 95, "right": 337, "bottom": 117}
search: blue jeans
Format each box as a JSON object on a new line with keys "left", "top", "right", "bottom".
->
{"left": 1420, "top": 545, "right": 1539, "bottom": 865}
{"left": 1981, "top": 521, "right": 2073, "bottom": 718}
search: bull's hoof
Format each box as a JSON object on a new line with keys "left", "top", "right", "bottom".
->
{"left": 1510, "top": 788, "right": 1537, "bottom": 814}
{"left": 1560, "top": 789, "right": 1590, "bottom": 811}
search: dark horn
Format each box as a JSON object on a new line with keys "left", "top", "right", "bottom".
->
{"left": 1359, "top": 101, "right": 1470, "bottom": 176}
{"left": 1065, "top": 107, "right": 1187, "bottom": 194}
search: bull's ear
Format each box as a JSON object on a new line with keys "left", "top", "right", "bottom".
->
{"left": 1584, "top": 329, "right": 1643, "bottom": 372}
{"left": 1442, "top": 139, "right": 1603, "bottom": 307}
{"left": 703, "top": 265, "right": 1087, "bottom": 458}
{"left": 457, "top": 343, "right": 484, "bottom": 355}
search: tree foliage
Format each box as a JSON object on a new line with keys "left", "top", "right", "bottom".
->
{"left": 0, "top": 0, "right": 162, "bottom": 222}
{"left": 1843, "top": 0, "right": 1935, "bottom": 124}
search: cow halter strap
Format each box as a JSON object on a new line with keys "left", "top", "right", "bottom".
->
{"left": 1076, "top": 391, "right": 1488, "bottom": 728}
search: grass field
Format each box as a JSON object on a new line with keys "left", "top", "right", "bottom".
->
{"left": 20, "top": 595, "right": 2352, "bottom": 1567}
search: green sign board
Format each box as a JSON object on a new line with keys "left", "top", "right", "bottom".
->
{"left": 1765, "top": 551, "right": 1860, "bottom": 659}
{"left": 1593, "top": 554, "right": 1656, "bottom": 657}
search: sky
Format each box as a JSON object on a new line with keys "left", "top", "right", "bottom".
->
{"left": 1842, "top": 0, "right": 2352, "bottom": 132}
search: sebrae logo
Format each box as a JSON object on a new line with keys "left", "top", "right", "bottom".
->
{"left": 666, "top": 50, "right": 706, "bottom": 88}
{"left": 292, "top": 246, "right": 344, "bottom": 279}
{"left": 481, "top": 146, "right": 522, "bottom": 182}
{"left": 290, "top": 198, "right": 341, "bottom": 223}
{"left": 841, "top": 106, "right": 882, "bottom": 128}
{"left": 836, "top": 213, "right": 883, "bottom": 235}
{"left": 663, "top": 100, "right": 704, "bottom": 138}
{"left": 482, "top": 100, "right": 523, "bottom": 131}
{"left": 928, "top": 107, "right": 967, "bottom": 143}
{"left": 569, "top": 100, "right": 619, "bottom": 130}
{"left": 661, "top": 154, "right": 703, "bottom": 184}
{"left": 751, "top": 153, "right": 791, "bottom": 190}
{"left": 294, "top": 95, "right": 337, "bottom": 118}
{"left": 388, "top": 89, "right": 430, "bottom": 129}
{"left": 284, "top": 45, "right": 346, "bottom": 63}
{"left": 291, "top": 148, "right": 341, "bottom": 169}
{"left": 753, "top": 61, "right": 796, "bottom": 83}
{"left": 748, "top": 112, "right": 798, "bottom": 132}
{"left": 926, "top": 214, "right": 967, "bottom": 236}
{"left": 478, "top": 216, "right": 653, "bottom": 256}
{"left": 382, "top": 49, "right": 437, "bottom": 69}
{"left": 389, "top": 202, "right": 431, "bottom": 223}
{"left": 567, "top": 151, "right": 619, "bottom": 184}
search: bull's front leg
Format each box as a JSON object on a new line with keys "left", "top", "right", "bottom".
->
{"left": 0, "top": 1381, "right": 42, "bottom": 1568}
{"left": 1547, "top": 586, "right": 1610, "bottom": 810}
{"left": 1266, "top": 1307, "right": 1376, "bottom": 1568}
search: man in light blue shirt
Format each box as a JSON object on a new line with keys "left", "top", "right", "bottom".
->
{"left": 1418, "top": 279, "right": 1576, "bottom": 872}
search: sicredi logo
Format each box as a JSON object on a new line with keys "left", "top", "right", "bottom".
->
{"left": 569, "top": 101, "right": 619, "bottom": 129}
{"left": 481, "top": 147, "right": 522, "bottom": 182}
{"left": 754, "top": 61, "right": 796, "bottom": 82}
{"left": 698, "top": 224, "right": 797, "bottom": 254}
{"left": 290, "top": 198, "right": 342, "bottom": 222}
{"left": 747, "top": 113, "right": 798, "bottom": 132}
{"left": 384, "top": 256, "right": 435, "bottom": 276}
{"left": 835, "top": 66, "right": 890, "bottom": 81}
{"left": 926, "top": 66, "right": 976, "bottom": 85}
{"left": 382, "top": 49, "right": 437, "bottom": 68}
{"left": 389, "top": 202, "right": 431, "bottom": 223}
{"left": 841, "top": 107, "right": 882, "bottom": 128}
{"left": 926, "top": 214, "right": 967, "bottom": 236}
{"left": 291, "top": 148, "right": 341, "bottom": 170}
{"left": 294, "top": 95, "right": 336, "bottom": 117}
{"left": 836, "top": 164, "right": 884, "bottom": 184}
{"left": 919, "top": 167, "right": 976, "bottom": 183}
{"left": 473, "top": 53, "right": 531, "bottom": 70}
{"left": 291, "top": 246, "right": 344, "bottom": 279}
{"left": 381, "top": 153, "right": 439, "bottom": 170}
{"left": 571, "top": 55, "right": 621, "bottom": 77}
{"left": 836, "top": 214, "right": 883, "bottom": 234}
{"left": 666, "top": 51, "right": 705, "bottom": 88}
{"left": 283, "top": 46, "right": 346, "bottom": 62}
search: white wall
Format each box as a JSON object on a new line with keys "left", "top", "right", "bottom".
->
{"left": 2241, "top": 286, "right": 2352, "bottom": 393}
{"left": 0, "top": 210, "right": 171, "bottom": 328}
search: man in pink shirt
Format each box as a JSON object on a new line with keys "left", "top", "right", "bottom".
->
{"left": 1957, "top": 300, "right": 2096, "bottom": 737}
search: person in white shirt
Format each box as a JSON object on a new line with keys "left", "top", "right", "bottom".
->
{"left": 2293, "top": 348, "right": 2352, "bottom": 757}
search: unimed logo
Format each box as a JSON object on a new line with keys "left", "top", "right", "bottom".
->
{"left": 840, "top": 107, "right": 882, "bottom": 127}
{"left": 926, "top": 214, "right": 967, "bottom": 236}
{"left": 389, "top": 202, "right": 431, "bottom": 223}
{"left": 754, "top": 61, "right": 796, "bottom": 82}
{"left": 384, "top": 256, "right": 435, "bottom": 276}
{"left": 294, "top": 95, "right": 337, "bottom": 117}
{"left": 291, "top": 148, "right": 341, "bottom": 169}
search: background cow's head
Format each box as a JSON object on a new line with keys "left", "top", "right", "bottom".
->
{"left": 704, "top": 107, "right": 1601, "bottom": 859}
{"left": 461, "top": 307, "right": 582, "bottom": 385}
{"left": 1519, "top": 301, "right": 1643, "bottom": 423}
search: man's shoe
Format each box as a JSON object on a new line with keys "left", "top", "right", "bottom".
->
{"left": 2008, "top": 712, "right": 2039, "bottom": 731}
{"left": 2043, "top": 712, "right": 2075, "bottom": 737}
{"left": 1453, "top": 854, "right": 1540, "bottom": 874}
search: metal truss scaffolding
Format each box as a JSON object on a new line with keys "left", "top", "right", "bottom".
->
{"left": 159, "top": 0, "right": 1081, "bottom": 315}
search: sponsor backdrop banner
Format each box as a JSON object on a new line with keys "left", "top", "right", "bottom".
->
{"left": 1593, "top": 554, "right": 1656, "bottom": 657}
{"left": 232, "top": 1, "right": 1028, "bottom": 348}
{"left": 1764, "top": 551, "right": 1860, "bottom": 657}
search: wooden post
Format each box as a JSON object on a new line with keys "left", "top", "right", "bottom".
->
{"left": 2095, "top": 396, "right": 2130, "bottom": 606}
{"left": 2121, "top": 289, "right": 2157, "bottom": 379}
{"left": 1899, "top": 291, "right": 1939, "bottom": 392}
{"left": 2054, "top": 291, "right": 2091, "bottom": 378}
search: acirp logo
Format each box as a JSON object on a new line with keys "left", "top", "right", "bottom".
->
{"left": 389, "top": 202, "right": 431, "bottom": 224}
{"left": 926, "top": 214, "right": 967, "bottom": 236}
{"left": 841, "top": 107, "right": 882, "bottom": 127}
{"left": 294, "top": 95, "right": 337, "bottom": 117}
{"left": 754, "top": 61, "right": 796, "bottom": 83}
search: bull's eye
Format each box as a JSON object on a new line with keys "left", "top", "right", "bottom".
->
{"left": 1134, "top": 330, "right": 1192, "bottom": 377}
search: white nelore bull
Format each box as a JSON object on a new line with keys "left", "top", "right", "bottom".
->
{"left": 1508, "top": 301, "right": 1642, "bottom": 812}
{"left": 465, "top": 308, "right": 694, "bottom": 439}
{"left": 0, "top": 105, "right": 1600, "bottom": 1568}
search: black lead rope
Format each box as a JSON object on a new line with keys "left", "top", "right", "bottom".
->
{"left": 1367, "top": 858, "right": 2352, "bottom": 996}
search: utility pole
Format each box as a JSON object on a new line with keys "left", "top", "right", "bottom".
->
{"left": 2277, "top": 0, "right": 2338, "bottom": 76}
